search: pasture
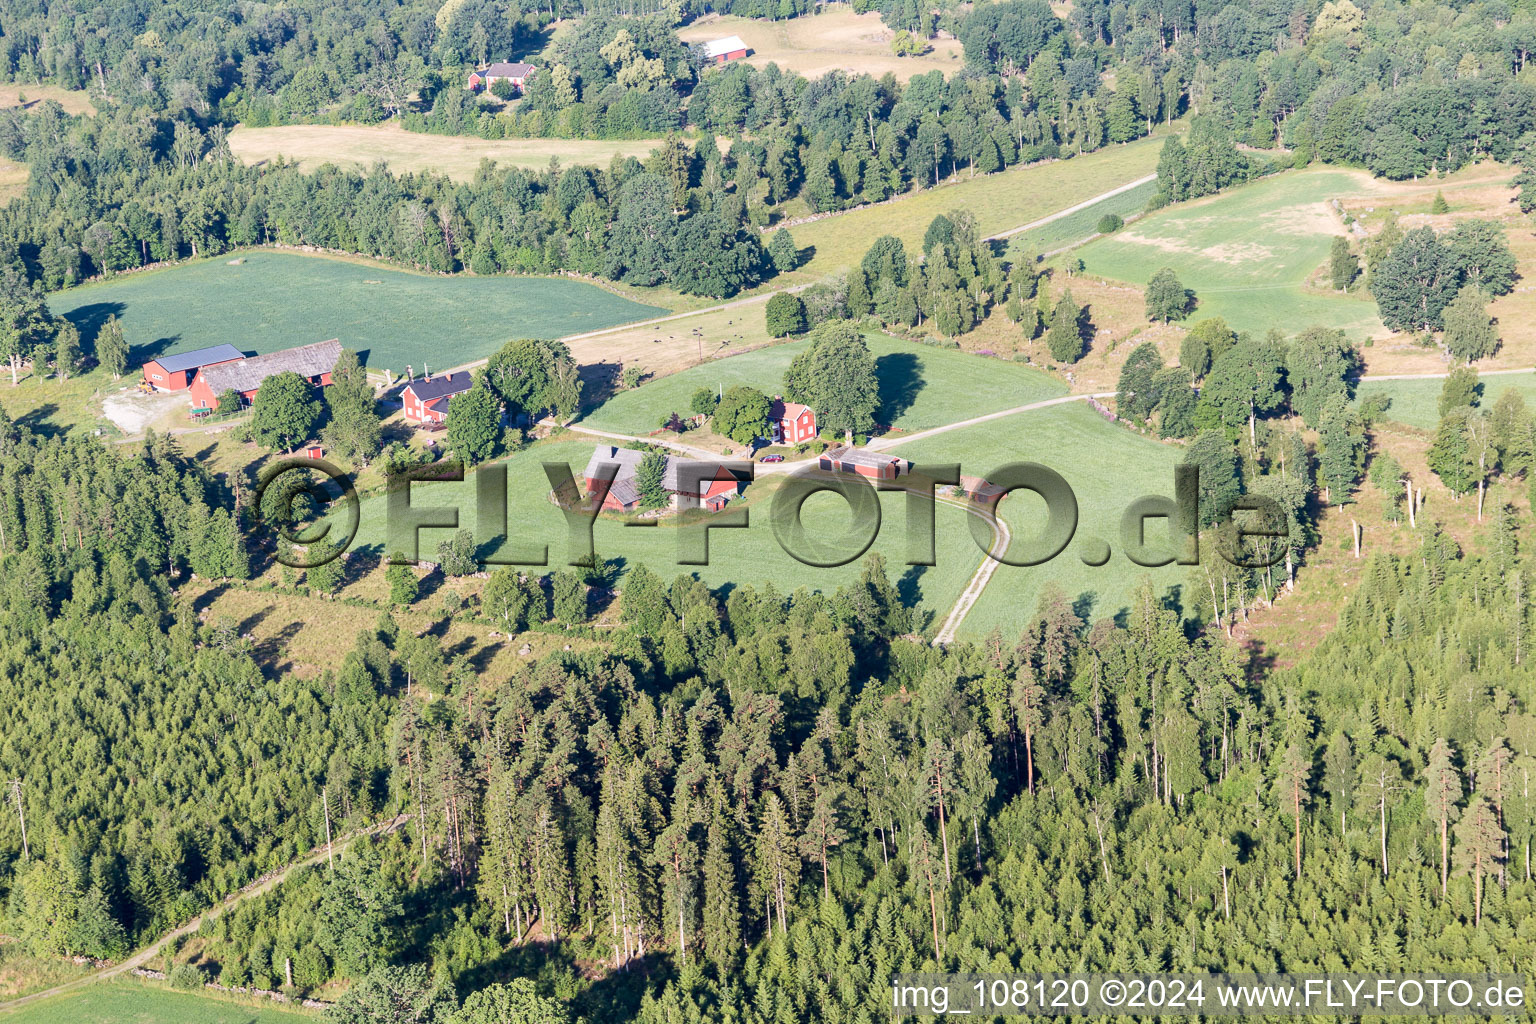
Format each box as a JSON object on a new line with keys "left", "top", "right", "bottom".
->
{"left": 1078, "top": 169, "right": 1387, "bottom": 339}
{"left": 347, "top": 438, "right": 979, "bottom": 633}
{"left": 0, "top": 83, "right": 95, "bottom": 116}
{"left": 1357, "top": 372, "right": 1536, "bottom": 431}
{"left": 678, "top": 9, "right": 963, "bottom": 83}
{"left": 47, "top": 251, "right": 665, "bottom": 375}
{"left": 229, "top": 123, "right": 668, "bottom": 181}
{"left": 1008, "top": 178, "right": 1162, "bottom": 255}
{"left": 893, "top": 401, "right": 1187, "bottom": 638}
{"left": 2, "top": 982, "right": 311, "bottom": 1024}
{"left": 787, "top": 137, "right": 1166, "bottom": 282}
{"left": 579, "top": 332, "right": 1065, "bottom": 435}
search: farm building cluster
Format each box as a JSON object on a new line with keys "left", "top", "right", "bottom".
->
{"left": 141, "top": 339, "right": 342, "bottom": 413}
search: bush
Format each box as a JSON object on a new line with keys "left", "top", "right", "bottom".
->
{"left": 1145, "top": 191, "right": 1170, "bottom": 212}
{"left": 169, "top": 964, "right": 206, "bottom": 991}
{"left": 1096, "top": 213, "right": 1124, "bottom": 234}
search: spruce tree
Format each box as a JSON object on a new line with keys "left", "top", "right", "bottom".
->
{"left": 1045, "top": 291, "right": 1084, "bottom": 363}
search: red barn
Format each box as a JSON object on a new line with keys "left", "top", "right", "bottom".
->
{"left": 702, "top": 36, "right": 749, "bottom": 64}
{"left": 767, "top": 397, "right": 817, "bottom": 445}
{"left": 189, "top": 339, "right": 342, "bottom": 412}
{"left": 141, "top": 344, "right": 244, "bottom": 392}
{"left": 467, "top": 61, "right": 537, "bottom": 92}
{"left": 582, "top": 445, "right": 743, "bottom": 512}
{"left": 400, "top": 371, "right": 474, "bottom": 425}
{"left": 818, "top": 444, "right": 909, "bottom": 480}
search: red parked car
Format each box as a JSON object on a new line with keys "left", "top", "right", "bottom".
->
{"left": 760, "top": 454, "right": 785, "bottom": 463}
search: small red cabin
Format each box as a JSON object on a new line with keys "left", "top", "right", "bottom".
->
{"left": 400, "top": 370, "right": 474, "bottom": 424}
{"left": 768, "top": 397, "right": 817, "bottom": 445}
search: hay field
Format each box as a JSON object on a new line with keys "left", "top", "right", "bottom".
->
{"left": 679, "top": 9, "right": 963, "bottom": 83}
{"left": 229, "top": 122, "right": 668, "bottom": 180}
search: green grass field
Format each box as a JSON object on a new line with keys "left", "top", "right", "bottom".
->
{"left": 47, "top": 251, "right": 666, "bottom": 376}
{"left": 1077, "top": 169, "right": 1385, "bottom": 338}
{"left": 1006, "top": 178, "right": 1162, "bottom": 255}
{"left": 894, "top": 401, "right": 1187, "bottom": 638}
{"left": 788, "top": 136, "right": 1166, "bottom": 281}
{"left": 3, "top": 983, "right": 311, "bottom": 1023}
{"left": 578, "top": 332, "right": 1065, "bottom": 435}
{"left": 1358, "top": 373, "right": 1536, "bottom": 431}
{"left": 347, "top": 438, "right": 982, "bottom": 633}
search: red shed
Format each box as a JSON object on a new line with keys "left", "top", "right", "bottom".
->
{"left": 818, "top": 444, "right": 909, "bottom": 480}
{"left": 141, "top": 344, "right": 244, "bottom": 392}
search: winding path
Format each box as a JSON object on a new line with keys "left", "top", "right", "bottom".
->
{"left": 0, "top": 816, "right": 409, "bottom": 1016}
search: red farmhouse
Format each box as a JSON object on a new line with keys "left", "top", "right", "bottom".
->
{"left": 400, "top": 371, "right": 474, "bottom": 425}
{"left": 467, "top": 61, "right": 537, "bottom": 92}
{"left": 189, "top": 339, "right": 342, "bottom": 412}
{"left": 818, "top": 444, "right": 910, "bottom": 480}
{"left": 583, "top": 445, "right": 743, "bottom": 512}
{"left": 141, "top": 344, "right": 244, "bottom": 392}
{"left": 768, "top": 397, "right": 817, "bottom": 445}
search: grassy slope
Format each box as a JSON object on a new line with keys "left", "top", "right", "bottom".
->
{"left": 1358, "top": 374, "right": 1536, "bottom": 431}
{"left": 3, "top": 983, "right": 311, "bottom": 1024}
{"left": 787, "top": 137, "right": 1165, "bottom": 281}
{"left": 1011, "top": 178, "right": 1162, "bottom": 254}
{"left": 46, "top": 251, "right": 665, "bottom": 375}
{"left": 578, "top": 332, "right": 1065, "bottom": 434}
{"left": 349, "top": 438, "right": 979, "bottom": 633}
{"left": 1078, "top": 168, "right": 1386, "bottom": 339}
{"left": 228, "top": 124, "right": 668, "bottom": 181}
{"left": 895, "top": 401, "right": 1186, "bottom": 638}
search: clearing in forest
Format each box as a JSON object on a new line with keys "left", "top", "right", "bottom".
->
{"left": 228, "top": 122, "right": 670, "bottom": 181}
{"left": 46, "top": 250, "right": 665, "bottom": 376}
{"left": 678, "top": 9, "right": 963, "bottom": 83}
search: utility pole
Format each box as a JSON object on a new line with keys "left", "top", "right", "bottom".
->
{"left": 323, "top": 787, "right": 334, "bottom": 871}
{"left": 9, "top": 780, "right": 28, "bottom": 860}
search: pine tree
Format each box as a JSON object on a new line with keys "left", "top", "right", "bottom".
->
{"left": 1453, "top": 795, "right": 1504, "bottom": 926}
{"left": 1424, "top": 739, "right": 1462, "bottom": 897}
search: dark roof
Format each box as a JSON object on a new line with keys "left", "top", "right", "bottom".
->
{"left": 582, "top": 445, "right": 738, "bottom": 498}
{"left": 403, "top": 372, "right": 474, "bottom": 403}
{"left": 150, "top": 344, "right": 245, "bottom": 375}
{"left": 199, "top": 339, "right": 342, "bottom": 395}
{"left": 823, "top": 444, "right": 906, "bottom": 470}
{"left": 483, "top": 62, "right": 536, "bottom": 77}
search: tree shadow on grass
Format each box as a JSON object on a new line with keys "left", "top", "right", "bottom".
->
{"left": 60, "top": 301, "right": 124, "bottom": 348}
{"left": 874, "top": 351, "right": 924, "bottom": 429}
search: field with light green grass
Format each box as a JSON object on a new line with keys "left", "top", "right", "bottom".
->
{"left": 1357, "top": 373, "right": 1536, "bottom": 431}
{"left": 578, "top": 332, "right": 1065, "bottom": 435}
{"left": 787, "top": 136, "right": 1166, "bottom": 281}
{"left": 1077, "top": 169, "right": 1388, "bottom": 339}
{"left": 1006, "top": 178, "right": 1162, "bottom": 255}
{"left": 46, "top": 251, "right": 665, "bottom": 376}
{"left": 2, "top": 982, "right": 312, "bottom": 1024}
{"left": 894, "top": 401, "right": 1187, "bottom": 637}
{"left": 346, "top": 438, "right": 983, "bottom": 633}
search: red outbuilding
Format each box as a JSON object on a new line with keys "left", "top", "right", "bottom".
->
{"left": 141, "top": 344, "right": 245, "bottom": 392}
